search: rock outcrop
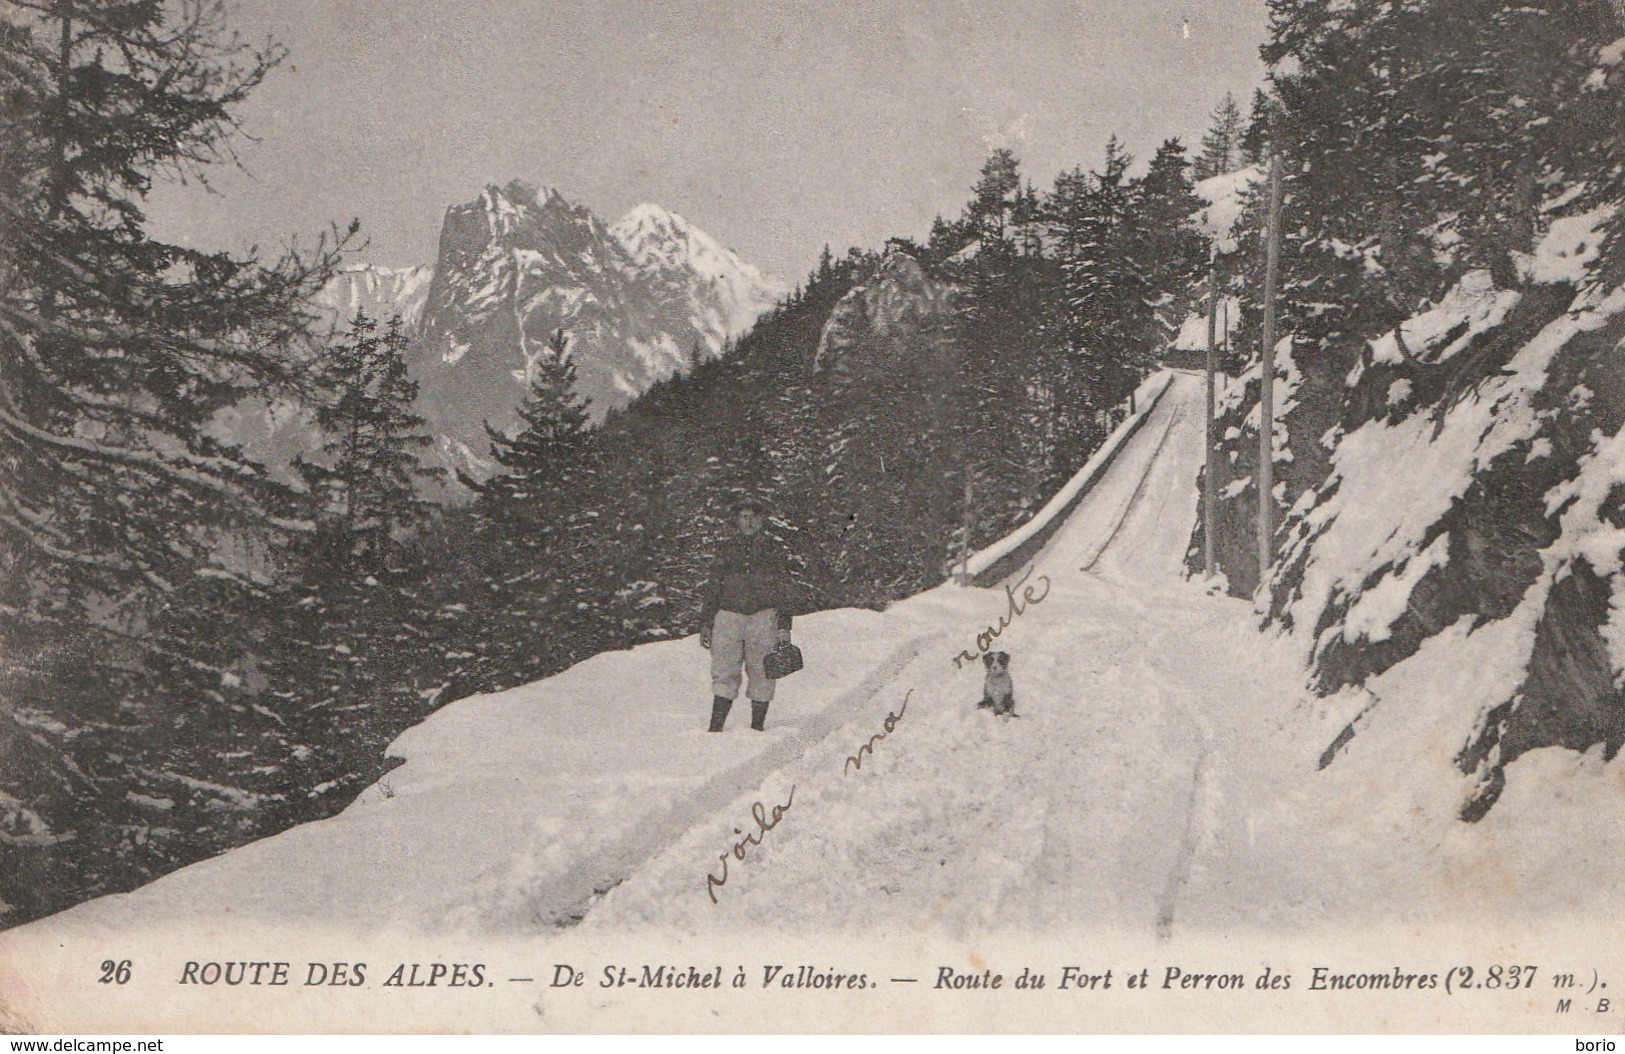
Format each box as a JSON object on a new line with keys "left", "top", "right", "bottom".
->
{"left": 812, "top": 250, "right": 957, "bottom": 387}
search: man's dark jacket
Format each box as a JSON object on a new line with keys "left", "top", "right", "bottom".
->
{"left": 700, "top": 533, "right": 794, "bottom": 633}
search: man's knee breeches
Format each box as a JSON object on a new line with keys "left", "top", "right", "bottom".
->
{"left": 710, "top": 608, "right": 779, "bottom": 702}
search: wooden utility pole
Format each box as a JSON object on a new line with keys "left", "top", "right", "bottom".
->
{"left": 1257, "top": 153, "right": 1285, "bottom": 586}
{"left": 957, "top": 470, "right": 975, "bottom": 585}
{"left": 1203, "top": 257, "right": 1220, "bottom": 577}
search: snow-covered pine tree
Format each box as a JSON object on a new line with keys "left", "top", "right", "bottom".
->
{"left": 0, "top": 0, "right": 345, "bottom": 921}
{"left": 260, "top": 310, "right": 448, "bottom": 807}
{"left": 1197, "top": 0, "right": 1625, "bottom": 602}
{"left": 1259, "top": 0, "right": 1623, "bottom": 343}
{"left": 811, "top": 250, "right": 958, "bottom": 599}
{"left": 1238, "top": 87, "right": 1279, "bottom": 168}
{"left": 585, "top": 430, "right": 673, "bottom": 648}
{"left": 753, "top": 248, "right": 865, "bottom": 611}
{"left": 475, "top": 328, "right": 593, "bottom": 501}
{"left": 1034, "top": 166, "right": 1105, "bottom": 472}
{"left": 924, "top": 212, "right": 975, "bottom": 264}
{"left": 1133, "top": 139, "right": 1208, "bottom": 354}
{"left": 464, "top": 328, "right": 598, "bottom": 682}
{"left": 1195, "top": 92, "right": 1246, "bottom": 180}
{"left": 1427, "top": 1, "right": 1623, "bottom": 286}
{"left": 966, "top": 148, "right": 1021, "bottom": 245}
{"left": 1051, "top": 137, "right": 1147, "bottom": 409}
{"left": 956, "top": 153, "right": 1058, "bottom": 546}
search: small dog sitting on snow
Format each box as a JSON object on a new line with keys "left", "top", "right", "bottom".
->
{"left": 977, "top": 651, "right": 1017, "bottom": 717}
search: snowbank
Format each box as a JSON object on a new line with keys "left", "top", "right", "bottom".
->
{"left": 961, "top": 369, "right": 1175, "bottom": 583}
{"left": 1194, "top": 165, "right": 1263, "bottom": 254}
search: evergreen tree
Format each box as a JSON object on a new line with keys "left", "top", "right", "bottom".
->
{"left": 464, "top": 328, "right": 597, "bottom": 679}
{"left": 1239, "top": 87, "right": 1279, "bottom": 167}
{"left": 473, "top": 328, "right": 593, "bottom": 506}
{"left": 1132, "top": 139, "right": 1208, "bottom": 352}
{"left": 0, "top": 0, "right": 340, "bottom": 632}
{"left": 1195, "top": 92, "right": 1246, "bottom": 179}
{"left": 966, "top": 148, "right": 1022, "bottom": 243}
{"left": 1255, "top": 0, "right": 1625, "bottom": 349}
{"left": 274, "top": 312, "right": 443, "bottom": 798}
{"left": 0, "top": 0, "right": 345, "bottom": 918}
{"left": 925, "top": 213, "right": 973, "bottom": 263}
{"left": 955, "top": 154, "right": 1063, "bottom": 542}
{"left": 1051, "top": 136, "right": 1146, "bottom": 407}
{"left": 299, "top": 312, "right": 442, "bottom": 571}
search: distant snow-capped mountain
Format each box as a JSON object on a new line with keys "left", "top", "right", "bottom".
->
{"left": 308, "top": 181, "right": 787, "bottom": 485}
{"left": 611, "top": 202, "right": 783, "bottom": 338}
{"left": 314, "top": 265, "right": 434, "bottom": 333}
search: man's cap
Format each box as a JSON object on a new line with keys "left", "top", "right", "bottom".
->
{"left": 735, "top": 497, "right": 767, "bottom": 514}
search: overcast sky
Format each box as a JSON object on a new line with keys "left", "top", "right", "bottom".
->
{"left": 145, "top": 0, "right": 1269, "bottom": 282}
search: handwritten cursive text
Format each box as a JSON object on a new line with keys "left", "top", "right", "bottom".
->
{"left": 844, "top": 690, "right": 911, "bottom": 776}
{"left": 704, "top": 786, "right": 796, "bottom": 905}
{"left": 950, "top": 564, "right": 1052, "bottom": 669}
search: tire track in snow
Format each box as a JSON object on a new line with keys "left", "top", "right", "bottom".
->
{"left": 539, "top": 632, "right": 939, "bottom": 929}
{"left": 1154, "top": 739, "right": 1212, "bottom": 942}
{"left": 1075, "top": 402, "right": 1188, "bottom": 577}
{"left": 1060, "top": 392, "right": 1217, "bottom": 940}
{"left": 1001, "top": 379, "right": 1219, "bottom": 939}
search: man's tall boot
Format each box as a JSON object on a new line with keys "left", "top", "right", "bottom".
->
{"left": 750, "top": 700, "right": 770, "bottom": 731}
{"left": 708, "top": 696, "right": 733, "bottom": 732}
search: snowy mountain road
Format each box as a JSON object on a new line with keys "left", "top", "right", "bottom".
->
{"left": 583, "top": 372, "right": 1274, "bottom": 937}
{"left": 11, "top": 372, "right": 1618, "bottom": 956}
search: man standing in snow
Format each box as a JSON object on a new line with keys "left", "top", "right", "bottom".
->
{"left": 699, "top": 497, "right": 795, "bottom": 732}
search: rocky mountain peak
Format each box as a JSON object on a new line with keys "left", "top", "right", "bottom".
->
{"left": 314, "top": 264, "right": 434, "bottom": 333}
{"left": 443, "top": 181, "right": 606, "bottom": 265}
{"left": 407, "top": 182, "right": 785, "bottom": 485}
{"left": 291, "top": 183, "right": 787, "bottom": 494}
{"left": 610, "top": 202, "right": 734, "bottom": 273}
{"left": 612, "top": 202, "right": 689, "bottom": 262}
{"left": 474, "top": 180, "right": 566, "bottom": 230}
{"left": 610, "top": 203, "right": 786, "bottom": 335}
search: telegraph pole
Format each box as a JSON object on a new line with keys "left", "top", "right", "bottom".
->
{"left": 957, "top": 470, "right": 974, "bottom": 585}
{"left": 1257, "top": 153, "right": 1284, "bottom": 587}
{"left": 1203, "top": 257, "right": 1219, "bottom": 577}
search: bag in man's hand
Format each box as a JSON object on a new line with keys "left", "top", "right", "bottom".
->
{"left": 764, "top": 641, "right": 804, "bottom": 680}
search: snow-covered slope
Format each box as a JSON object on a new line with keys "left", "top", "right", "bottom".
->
{"left": 1194, "top": 206, "right": 1625, "bottom": 821}
{"left": 8, "top": 373, "right": 1618, "bottom": 984}
{"left": 1193, "top": 165, "right": 1261, "bottom": 253}
{"left": 587, "top": 374, "right": 1620, "bottom": 937}
{"left": 6, "top": 369, "right": 1620, "bottom": 1031}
